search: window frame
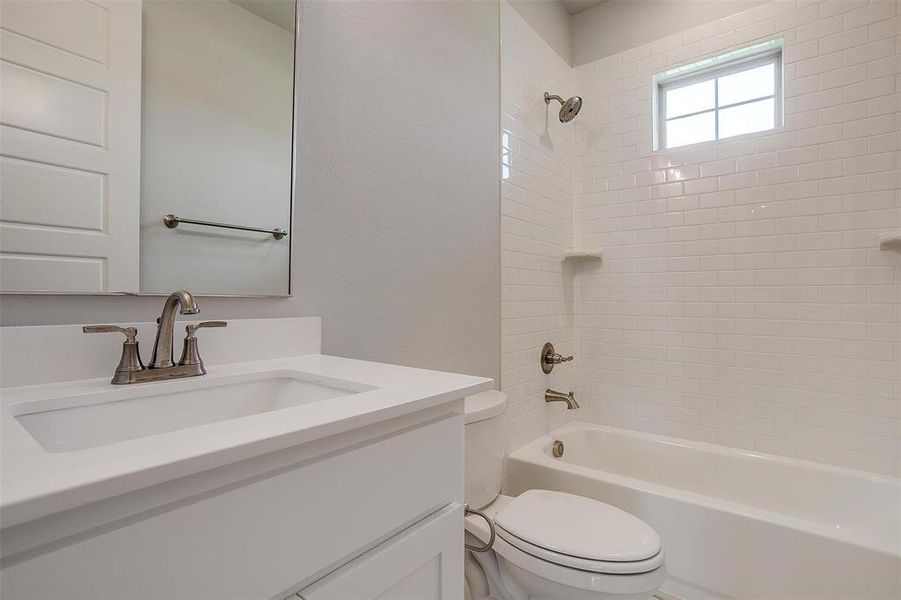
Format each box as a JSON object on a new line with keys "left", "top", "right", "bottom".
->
{"left": 656, "top": 47, "right": 783, "bottom": 151}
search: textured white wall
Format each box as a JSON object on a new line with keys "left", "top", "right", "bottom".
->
{"left": 291, "top": 0, "right": 501, "bottom": 380}
{"left": 572, "top": 0, "right": 901, "bottom": 475}
{"left": 0, "top": 1, "right": 502, "bottom": 381}
{"left": 501, "top": 2, "right": 578, "bottom": 451}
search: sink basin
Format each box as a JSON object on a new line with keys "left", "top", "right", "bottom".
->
{"left": 10, "top": 370, "right": 375, "bottom": 452}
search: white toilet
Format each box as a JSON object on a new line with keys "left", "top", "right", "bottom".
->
{"left": 463, "top": 391, "right": 666, "bottom": 600}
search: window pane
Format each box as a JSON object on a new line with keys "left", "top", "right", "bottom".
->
{"left": 666, "top": 111, "right": 715, "bottom": 148}
{"left": 718, "top": 63, "right": 775, "bottom": 106}
{"left": 719, "top": 98, "right": 775, "bottom": 139}
{"left": 665, "top": 79, "right": 715, "bottom": 119}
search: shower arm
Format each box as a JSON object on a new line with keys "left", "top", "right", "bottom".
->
{"left": 544, "top": 92, "right": 564, "bottom": 106}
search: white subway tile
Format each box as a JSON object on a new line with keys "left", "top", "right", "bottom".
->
{"left": 818, "top": 63, "right": 868, "bottom": 89}
{"left": 784, "top": 39, "right": 821, "bottom": 63}
{"left": 819, "top": 26, "right": 870, "bottom": 55}
{"left": 819, "top": 0, "right": 863, "bottom": 19}
{"left": 842, "top": 38, "right": 895, "bottom": 66}
{"left": 867, "top": 16, "right": 900, "bottom": 41}
{"left": 500, "top": 2, "right": 901, "bottom": 473}
{"left": 758, "top": 165, "right": 800, "bottom": 185}
{"left": 797, "top": 14, "right": 843, "bottom": 42}
{"left": 842, "top": 76, "right": 896, "bottom": 103}
{"left": 842, "top": 114, "right": 894, "bottom": 138}
{"left": 842, "top": 0, "right": 897, "bottom": 30}
{"left": 796, "top": 51, "right": 844, "bottom": 78}
{"left": 818, "top": 100, "right": 868, "bottom": 124}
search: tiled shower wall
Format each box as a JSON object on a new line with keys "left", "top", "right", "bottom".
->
{"left": 501, "top": 0, "right": 901, "bottom": 476}
{"left": 501, "top": 2, "right": 578, "bottom": 451}
{"left": 572, "top": 0, "right": 901, "bottom": 475}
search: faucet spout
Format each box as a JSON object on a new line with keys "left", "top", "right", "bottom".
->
{"left": 149, "top": 290, "right": 199, "bottom": 368}
{"left": 545, "top": 388, "right": 580, "bottom": 410}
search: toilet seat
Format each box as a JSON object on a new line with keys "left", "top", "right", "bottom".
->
{"left": 491, "top": 534, "right": 667, "bottom": 596}
{"left": 465, "top": 492, "right": 667, "bottom": 597}
{"left": 493, "top": 490, "right": 664, "bottom": 575}
{"left": 496, "top": 528, "right": 665, "bottom": 574}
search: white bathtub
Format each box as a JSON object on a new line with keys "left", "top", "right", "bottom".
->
{"left": 505, "top": 421, "right": 901, "bottom": 600}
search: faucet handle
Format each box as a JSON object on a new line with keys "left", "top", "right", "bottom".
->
{"left": 83, "top": 324, "right": 138, "bottom": 343}
{"left": 185, "top": 321, "right": 227, "bottom": 338}
{"left": 179, "top": 321, "right": 227, "bottom": 371}
{"left": 82, "top": 325, "right": 143, "bottom": 384}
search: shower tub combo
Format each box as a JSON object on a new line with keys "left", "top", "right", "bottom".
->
{"left": 505, "top": 422, "right": 900, "bottom": 600}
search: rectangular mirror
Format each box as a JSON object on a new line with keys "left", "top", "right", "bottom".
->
{"left": 0, "top": 0, "right": 296, "bottom": 296}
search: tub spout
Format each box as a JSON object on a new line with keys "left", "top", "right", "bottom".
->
{"left": 545, "top": 389, "right": 579, "bottom": 409}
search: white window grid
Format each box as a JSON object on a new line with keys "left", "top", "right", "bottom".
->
{"left": 657, "top": 50, "right": 783, "bottom": 150}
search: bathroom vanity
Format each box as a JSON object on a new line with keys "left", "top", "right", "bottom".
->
{"left": 0, "top": 317, "right": 491, "bottom": 599}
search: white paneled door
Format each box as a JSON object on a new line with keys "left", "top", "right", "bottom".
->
{"left": 0, "top": 0, "right": 142, "bottom": 292}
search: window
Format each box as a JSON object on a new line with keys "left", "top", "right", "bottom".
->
{"left": 654, "top": 40, "right": 783, "bottom": 150}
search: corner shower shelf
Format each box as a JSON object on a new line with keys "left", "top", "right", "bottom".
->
{"left": 562, "top": 248, "right": 603, "bottom": 260}
{"left": 879, "top": 231, "right": 901, "bottom": 252}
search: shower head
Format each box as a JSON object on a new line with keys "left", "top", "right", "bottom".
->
{"left": 544, "top": 92, "right": 582, "bottom": 123}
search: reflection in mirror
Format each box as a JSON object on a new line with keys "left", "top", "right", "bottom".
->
{"left": 0, "top": 0, "right": 295, "bottom": 296}
{"left": 140, "top": 0, "right": 294, "bottom": 296}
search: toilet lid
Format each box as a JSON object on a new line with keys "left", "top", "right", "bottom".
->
{"left": 464, "top": 390, "right": 507, "bottom": 424}
{"left": 494, "top": 490, "right": 661, "bottom": 563}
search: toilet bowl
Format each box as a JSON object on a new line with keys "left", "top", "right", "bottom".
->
{"left": 464, "top": 391, "right": 666, "bottom": 600}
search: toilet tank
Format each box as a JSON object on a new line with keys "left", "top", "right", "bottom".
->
{"left": 464, "top": 391, "right": 507, "bottom": 510}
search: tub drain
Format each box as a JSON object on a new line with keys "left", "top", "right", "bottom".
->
{"left": 552, "top": 440, "right": 564, "bottom": 458}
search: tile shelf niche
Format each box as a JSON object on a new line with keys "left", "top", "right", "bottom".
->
{"left": 878, "top": 231, "right": 901, "bottom": 252}
{"left": 562, "top": 248, "right": 603, "bottom": 260}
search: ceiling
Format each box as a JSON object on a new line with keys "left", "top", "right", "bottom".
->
{"left": 559, "top": 0, "right": 608, "bottom": 15}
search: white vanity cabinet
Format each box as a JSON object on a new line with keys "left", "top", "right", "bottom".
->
{"left": 1, "top": 404, "right": 466, "bottom": 599}
{"left": 298, "top": 504, "right": 463, "bottom": 600}
{"left": 1, "top": 319, "right": 491, "bottom": 599}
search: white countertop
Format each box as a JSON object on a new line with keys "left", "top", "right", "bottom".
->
{"left": 1, "top": 354, "right": 492, "bottom": 528}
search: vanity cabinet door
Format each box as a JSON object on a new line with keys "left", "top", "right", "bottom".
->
{"left": 298, "top": 504, "right": 462, "bottom": 600}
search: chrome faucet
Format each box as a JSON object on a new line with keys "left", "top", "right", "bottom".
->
{"left": 150, "top": 290, "right": 200, "bottom": 368}
{"left": 83, "top": 290, "right": 226, "bottom": 384}
{"left": 545, "top": 389, "right": 579, "bottom": 409}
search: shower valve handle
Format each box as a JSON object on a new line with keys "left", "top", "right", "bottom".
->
{"left": 540, "top": 342, "right": 574, "bottom": 374}
{"left": 548, "top": 352, "right": 573, "bottom": 364}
